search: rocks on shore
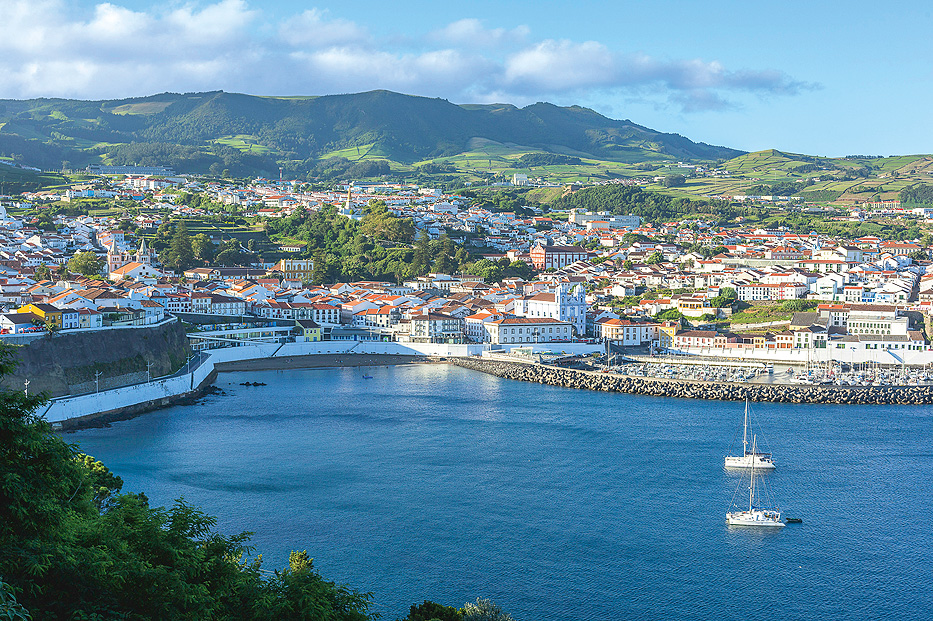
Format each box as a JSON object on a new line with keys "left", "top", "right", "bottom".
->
{"left": 452, "top": 358, "right": 933, "bottom": 405}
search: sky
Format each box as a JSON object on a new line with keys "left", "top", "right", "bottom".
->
{"left": 1, "top": 0, "right": 932, "bottom": 157}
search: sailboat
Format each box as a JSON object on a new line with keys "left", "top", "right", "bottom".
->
{"left": 726, "top": 435, "right": 785, "bottom": 527}
{"left": 724, "top": 399, "right": 776, "bottom": 470}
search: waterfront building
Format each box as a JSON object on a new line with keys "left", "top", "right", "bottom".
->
{"left": 485, "top": 316, "right": 572, "bottom": 344}
{"left": 514, "top": 283, "right": 587, "bottom": 336}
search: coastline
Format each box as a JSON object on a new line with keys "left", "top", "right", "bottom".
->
{"left": 213, "top": 353, "right": 434, "bottom": 372}
{"left": 57, "top": 354, "right": 441, "bottom": 431}
{"left": 453, "top": 357, "right": 933, "bottom": 405}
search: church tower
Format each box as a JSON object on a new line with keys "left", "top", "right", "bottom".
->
{"left": 135, "top": 237, "right": 152, "bottom": 265}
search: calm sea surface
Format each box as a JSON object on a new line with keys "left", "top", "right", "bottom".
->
{"left": 68, "top": 364, "right": 933, "bottom": 620}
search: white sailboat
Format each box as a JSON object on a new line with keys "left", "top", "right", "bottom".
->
{"left": 726, "top": 435, "right": 785, "bottom": 527}
{"left": 724, "top": 399, "right": 775, "bottom": 470}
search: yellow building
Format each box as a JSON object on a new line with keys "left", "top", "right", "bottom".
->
{"left": 295, "top": 319, "right": 322, "bottom": 341}
{"left": 657, "top": 321, "right": 680, "bottom": 349}
{"left": 273, "top": 258, "right": 314, "bottom": 282}
{"left": 17, "top": 303, "right": 63, "bottom": 329}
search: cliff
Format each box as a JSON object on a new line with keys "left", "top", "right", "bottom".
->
{"left": 1, "top": 321, "right": 190, "bottom": 398}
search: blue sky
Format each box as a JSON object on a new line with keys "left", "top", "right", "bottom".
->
{"left": 2, "top": 0, "right": 931, "bottom": 157}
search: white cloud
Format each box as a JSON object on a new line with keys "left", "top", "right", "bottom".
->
{"left": 431, "top": 18, "right": 529, "bottom": 49}
{"left": 505, "top": 40, "right": 616, "bottom": 91}
{"left": 279, "top": 8, "right": 369, "bottom": 48}
{"left": 0, "top": 1, "right": 814, "bottom": 111}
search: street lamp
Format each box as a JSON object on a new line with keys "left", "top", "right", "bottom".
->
{"left": 24, "top": 378, "right": 29, "bottom": 397}
{"left": 94, "top": 370, "right": 102, "bottom": 394}
{"left": 146, "top": 361, "right": 153, "bottom": 384}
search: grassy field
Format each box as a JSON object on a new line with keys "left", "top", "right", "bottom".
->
{"left": 213, "top": 135, "right": 277, "bottom": 155}
{"left": 318, "top": 142, "right": 397, "bottom": 162}
{"left": 107, "top": 101, "right": 174, "bottom": 115}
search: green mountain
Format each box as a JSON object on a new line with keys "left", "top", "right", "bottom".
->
{"left": 0, "top": 90, "right": 743, "bottom": 178}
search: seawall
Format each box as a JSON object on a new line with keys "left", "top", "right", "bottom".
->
{"left": 452, "top": 357, "right": 933, "bottom": 405}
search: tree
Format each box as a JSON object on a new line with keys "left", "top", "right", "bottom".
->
{"left": 164, "top": 220, "right": 194, "bottom": 271}
{"left": 411, "top": 231, "right": 431, "bottom": 276}
{"left": 461, "top": 598, "right": 514, "bottom": 621}
{"left": 662, "top": 174, "right": 686, "bottom": 187}
{"left": 311, "top": 248, "right": 328, "bottom": 285}
{"left": 34, "top": 264, "right": 52, "bottom": 281}
{"left": 404, "top": 600, "right": 463, "bottom": 621}
{"left": 192, "top": 233, "right": 215, "bottom": 263}
{"left": 67, "top": 251, "right": 102, "bottom": 276}
{"left": 360, "top": 200, "right": 415, "bottom": 243}
{"left": 433, "top": 234, "right": 456, "bottom": 274}
{"left": 469, "top": 259, "right": 503, "bottom": 283}
{"left": 646, "top": 250, "right": 664, "bottom": 264}
{"left": 622, "top": 259, "right": 633, "bottom": 271}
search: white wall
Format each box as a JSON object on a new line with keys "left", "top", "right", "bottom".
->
{"left": 42, "top": 341, "right": 493, "bottom": 423}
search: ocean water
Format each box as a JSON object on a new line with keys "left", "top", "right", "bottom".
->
{"left": 68, "top": 364, "right": 933, "bottom": 620}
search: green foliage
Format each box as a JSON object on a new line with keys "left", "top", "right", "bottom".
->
{"left": 656, "top": 309, "right": 685, "bottom": 322}
{"left": 305, "top": 158, "right": 392, "bottom": 181}
{"left": 67, "top": 251, "right": 102, "bottom": 276}
{"left": 76, "top": 453, "right": 123, "bottom": 510}
{"left": 0, "top": 580, "right": 31, "bottom": 621}
{"left": 360, "top": 200, "right": 415, "bottom": 243}
{"left": 0, "top": 343, "right": 377, "bottom": 620}
{"left": 796, "top": 189, "right": 843, "bottom": 202}
{"left": 461, "top": 598, "right": 514, "bottom": 621}
{"left": 900, "top": 184, "right": 933, "bottom": 205}
{"left": 554, "top": 185, "right": 738, "bottom": 225}
{"left": 191, "top": 233, "right": 215, "bottom": 263}
{"left": 33, "top": 265, "right": 52, "bottom": 282}
{"left": 516, "top": 153, "right": 581, "bottom": 167}
{"left": 401, "top": 600, "right": 463, "bottom": 621}
{"left": 779, "top": 299, "right": 818, "bottom": 312}
{"left": 710, "top": 286, "right": 737, "bottom": 308}
{"left": 662, "top": 174, "right": 686, "bottom": 187}
{"left": 645, "top": 250, "right": 664, "bottom": 264}
{"left": 468, "top": 259, "right": 503, "bottom": 283}
{"left": 160, "top": 220, "right": 195, "bottom": 271}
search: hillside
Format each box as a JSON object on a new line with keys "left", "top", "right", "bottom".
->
{"left": 0, "top": 90, "right": 742, "bottom": 178}
{"left": 644, "top": 149, "right": 933, "bottom": 205}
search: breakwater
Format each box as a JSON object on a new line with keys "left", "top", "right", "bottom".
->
{"left": 453, "top": 357, "right": 933, "bottom": 405}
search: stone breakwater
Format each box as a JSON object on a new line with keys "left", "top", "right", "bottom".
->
{"left": 453, "top": 357, "right": 933, "bottom": 405}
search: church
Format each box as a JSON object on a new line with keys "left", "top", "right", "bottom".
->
{"left": 106, "top": 237, "right": 157, "bottom": 274}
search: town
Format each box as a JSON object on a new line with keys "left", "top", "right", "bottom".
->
{"left": 2, "top": 164, "right": 933, "bottom": 379}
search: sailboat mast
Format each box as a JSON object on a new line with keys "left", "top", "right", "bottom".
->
{"left": 743, "top": 399, "right": 749, "bottom": 456}
{"left": 748, "top": 435, "right": 756, "bottom": 511}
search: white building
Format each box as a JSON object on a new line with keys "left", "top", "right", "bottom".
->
{"left": 486, "top": 317, "right": 572, "bottom": 344}
{"left": 513, "top": 283, "right": 587, "bottom": 335}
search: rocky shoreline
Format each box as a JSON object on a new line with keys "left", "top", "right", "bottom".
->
{"left": 453, "top": 357, "right": 933, "bottom": 405}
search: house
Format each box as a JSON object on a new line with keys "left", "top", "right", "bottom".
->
{"left": 596, "top": 318, "right": 658, "bottom": 346}
{"left": 0, "top": 312, "right": 37, "bottom": 334}
{"left": 77, "top": 308, "right": 103, "bottom": 329}
{"left": 295, "top": 319, "right": 322, "bottom": 341}
{"left": 407, "top": 312, "right": 463, "bottom": 343}
{"left": 485, "top": 317, "right": 572, "bottom": 344}
{"left": 17, "top": 303, "right": 63, "bottom": 329}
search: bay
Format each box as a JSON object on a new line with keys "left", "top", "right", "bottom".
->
{"left": 68, "top": 364, "right": 933, "bottom": 620}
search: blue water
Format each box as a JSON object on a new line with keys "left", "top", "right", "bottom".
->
{"left": 67, "top": 365, "right": 933, "bottom": 620}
